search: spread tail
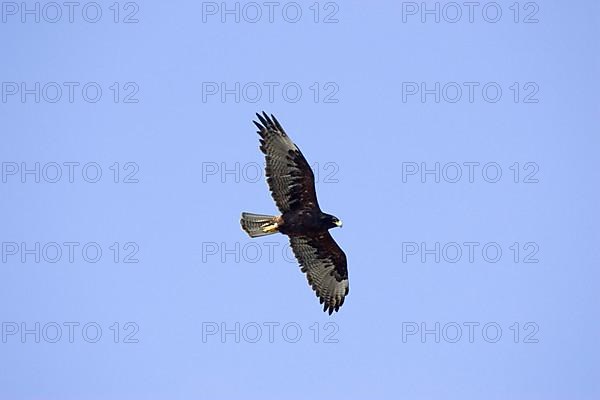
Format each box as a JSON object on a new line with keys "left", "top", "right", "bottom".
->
{"left": 240, "top": 212, "right": 280, "bottom": 237}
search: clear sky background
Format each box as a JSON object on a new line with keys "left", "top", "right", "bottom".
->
{"left": 1, "top": 1, "right": 598, "bottom": 399}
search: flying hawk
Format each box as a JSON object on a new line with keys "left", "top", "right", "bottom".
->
{"left": 240, "top": 112, "right": 349, "bottom": 314}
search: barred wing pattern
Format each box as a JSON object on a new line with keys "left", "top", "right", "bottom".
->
{"left": 289, "top": 232, "right": 349, "bottom": 314}
{"left": 253, "top": 113, "right": 319, "bottom": 213}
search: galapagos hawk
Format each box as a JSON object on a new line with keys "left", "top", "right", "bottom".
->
{"left": 240, "top": 112, "right": 349, "bottom": 315}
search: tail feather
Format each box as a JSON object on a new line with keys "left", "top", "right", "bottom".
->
{"left": 240, "top": 212, "right": 280, "bottom": 237}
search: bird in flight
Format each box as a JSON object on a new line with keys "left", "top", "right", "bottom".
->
{"left": 240, "top": 112, "right": 349, "bottom": 315}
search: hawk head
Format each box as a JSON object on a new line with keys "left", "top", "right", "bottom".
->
{"left": 321, "top": 213, "right": 343, "bottom": 229}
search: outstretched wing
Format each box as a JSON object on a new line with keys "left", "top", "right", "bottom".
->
{"left": 253, "top": 112, "right": 319, "bottom": 213}
{"left": 289, "top": 232, "right": 349, "bottom": 314}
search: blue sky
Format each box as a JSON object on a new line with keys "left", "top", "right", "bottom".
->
{"left": 1, "top": 1, "right": 599, "bottom": 399}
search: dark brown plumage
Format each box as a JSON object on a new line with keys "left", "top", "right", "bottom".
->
{"left": 240, "top": 112, "right": 349, "bottom": 314}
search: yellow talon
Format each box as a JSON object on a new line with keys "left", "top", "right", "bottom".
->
{"left": 261, "top": 222, "right": 279, "bottom": 233}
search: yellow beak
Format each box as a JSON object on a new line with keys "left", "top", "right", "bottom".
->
{"left": 335, "top": 220, "right": 343, "bottom": 227}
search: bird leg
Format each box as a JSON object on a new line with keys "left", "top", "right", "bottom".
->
{"left": 261, "top": 222, "right": 278, "bottom": 233}
{"left": 260, "top": 216, "right": 282, "bottom": 233}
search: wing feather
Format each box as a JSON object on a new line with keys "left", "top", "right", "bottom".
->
{"left": 254, "top": 112, "right": 319, "bottom": 213}
{"left": 289, "top": 232, "right": 349, "bottom": 314}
